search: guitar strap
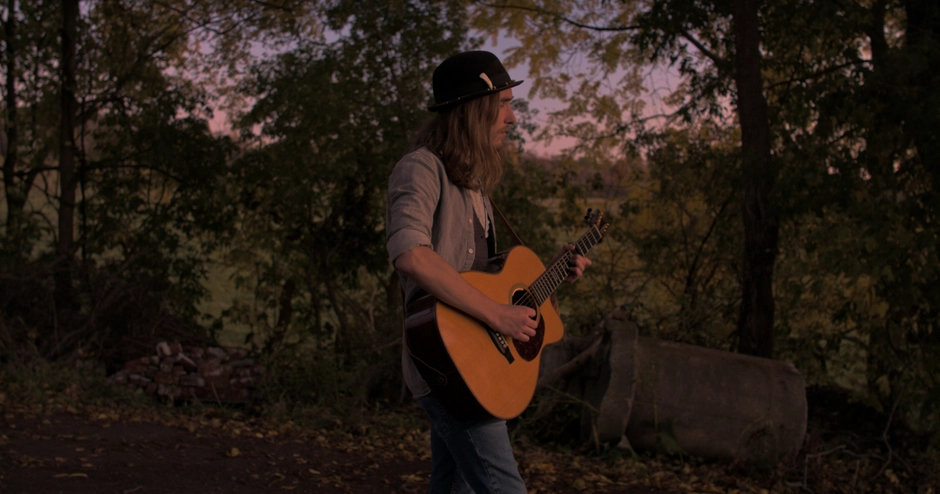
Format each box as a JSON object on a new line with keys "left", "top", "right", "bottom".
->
{"left": 489, "top": 199, "right": 561, "bottom": 312}
{"left": 489, "top": 200, "right": 525, "bottom": 247}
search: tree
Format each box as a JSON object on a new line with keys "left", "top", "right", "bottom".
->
{"left": 55, "top": 0, "right": 78, "bottom": 314}
{"left": 729, "top": 0, "right": 776, "bottom": 358}
{"left": 618, "top": 123, "right": 741, "bottom": 346}
{"left": 0, "top": 0, "right": 318, "bottom": 362}
{"left": 473, "top": 0, "right": 778, "bottom": 357}
{"left": 1, "top": 0, "right": 60, "bottom": 261}
{"left": 3, "top": 0, "right": 18, "bottom": 238}
{"left": 475, "top": 0, "right": 940, "bottom": 433}
{"left": 228, "top": 0, "right": 471, "bottom": 363}
{"left": 816, "top": 0, "right": 940, "bottom": 428}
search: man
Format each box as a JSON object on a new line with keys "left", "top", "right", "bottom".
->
{"left": 385, "top": 51, "right": 591, "bottom": 494}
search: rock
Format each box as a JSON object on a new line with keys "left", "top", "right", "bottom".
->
{"left": 230, "top": 376, "right": 254, "bottom": 388}
{"left": 205, "top": 373, "right": 231, "bottom": 391}
{"left": 179, "top": 375, "right": 206, "bottom": 388}
{"left": 128, "top": 374, "right": 151, "bottom": 385}
{"left": 109, "top": 372, "right": 128, "bottom": 385}
{"left": 110, "top": 342, "right": 264, "bottom": 404}
{"left": 176, "top": 354, "right": 198, "bottom": 372}
{"left": 625, "top": 337, "right": 806, "bottom": 462}
{"left": 122, "top": 360, "right": 149, "bottom": 373}
{"left": 156, "top": 341, "right": 172, "bottom": 358}
{"left": 548, "top": 310, "right": 807, "bottom": 464}
{"left": 153, "top": 372, "right": 177, "bottom": 385}
{"left": 199, "top": 361, "right": 225, "bottom": 377}
{"left": 586, "top": 314, "right": 807, "bottom": 462}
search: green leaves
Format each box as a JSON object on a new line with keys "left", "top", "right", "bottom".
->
{"left": 224, "top": 0, "right": 471, "bottom": 357}
{"left": 472, "top": 0, "right": 940, "bottom": 437}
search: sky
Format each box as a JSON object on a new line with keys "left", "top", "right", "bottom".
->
{"left": 208, "top": 29, "right": 679, "bottom": 159}
{"left": 478, "top": 35, "right": 680, "bottom": 158}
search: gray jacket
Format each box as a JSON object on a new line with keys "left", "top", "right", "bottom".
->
{"left": 385, "top": 147, "right": 496, "bottom": 397}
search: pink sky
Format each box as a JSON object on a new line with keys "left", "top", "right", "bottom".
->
{"left": 208, "top": 35, "right": 677, "bottom": 159}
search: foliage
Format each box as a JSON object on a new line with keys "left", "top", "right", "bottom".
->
{"left": 753, "top": 0, "right": 940, "bottom": 435}
{"left": 492, "top": 146, "right": 565, "bottom": 259}
{"left": 472, "top": 0, "right": 940, "bottom": 440}
{"left": 0, "top": 0, "right": 326, "bottom": 365}
{"left": 473, "top": 0, "right": 785, "bottom": 357}
{"left": 615, "top": 123, "right": 741, "bottom": 347}
{"left": 0, "top": 356, "right": 149, "bottom": 409}
{"left": 213, "top": 0, "right": 507, "bottom": 416}
{"left": 1, "top": 0, "right": 938, "bottom": 477}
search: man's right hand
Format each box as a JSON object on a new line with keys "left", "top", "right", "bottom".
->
{"left": 395, "top": 245, "right": 538, "bottom": 342}
{"left": 486, "top": 304, "right": 538, "bottom": 342}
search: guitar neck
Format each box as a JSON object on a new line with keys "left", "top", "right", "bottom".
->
{"left": 527, "top": 224, "right": 604, "bottom": 306}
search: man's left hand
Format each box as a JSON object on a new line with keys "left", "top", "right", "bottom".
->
{"left": 556, "top": 243, "right": 592, "bottom": 283}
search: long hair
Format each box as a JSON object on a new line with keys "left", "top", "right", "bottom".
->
{"left": 409, "top": 93, "right": 503, "bottom": 192}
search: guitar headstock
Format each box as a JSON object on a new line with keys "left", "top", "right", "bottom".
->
{"left": 584, "top": 209, "right": 609, "bottom": 240}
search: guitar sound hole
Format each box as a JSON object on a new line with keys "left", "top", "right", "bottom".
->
{"left": 511, "top": 289, "right": 544, "bottom": 362}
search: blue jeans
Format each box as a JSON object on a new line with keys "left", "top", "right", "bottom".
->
{"left": 417, "top": 394, "right": 527, "bottom": 494}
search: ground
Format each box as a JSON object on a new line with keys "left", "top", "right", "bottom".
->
{"left": 1, "top": 408, "right": 428, "bottom": 493}
{"left": 1, "top": 383, "right": 932, "bottom": 494}
{"left": 0, "top": 397, "right": 689, "bottom": 494}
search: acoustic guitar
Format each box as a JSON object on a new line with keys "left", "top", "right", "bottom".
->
{"left": 404, "top": 209, "right": 609, "bottom": 421}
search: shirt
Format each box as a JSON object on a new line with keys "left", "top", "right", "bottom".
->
{"left": 385, "top": 147, "right": 497, "bottom": 397}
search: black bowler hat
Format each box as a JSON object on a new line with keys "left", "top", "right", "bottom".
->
{"left": 428, "top": 51, "right": 523, "bottom": 112}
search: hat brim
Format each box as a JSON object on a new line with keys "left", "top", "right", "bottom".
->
{"left": 427, "top": 79, "right": 523, "bottom": 112}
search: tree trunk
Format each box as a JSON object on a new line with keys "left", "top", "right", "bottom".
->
{"left": 322, "top": 261, "right": 351, "bottom": 356}
{"left": 263, "top": 278, "right": 296, "bottom": 353}
{"left": 3, "top": 0, "right": 21, "bottom": 233}
{"left": 732, "top": 0, "right": 777, "bottom": 358}
{"left": 903, "top": 0, "right": 940, "bottom": 184}
{"left": 55, "top": 0, "right": 79, "bottom": 312}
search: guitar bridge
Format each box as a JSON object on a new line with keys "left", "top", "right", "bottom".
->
{"left": 486, "top": 326, "right": 515, "bottom": 365}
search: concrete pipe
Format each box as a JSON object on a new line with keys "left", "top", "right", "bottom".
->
{"left": 594, "top": 312, "right": 807, "bottom": 463}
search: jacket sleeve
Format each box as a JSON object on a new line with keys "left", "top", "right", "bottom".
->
{"left": 386, "top": 151, "right": 442, "bottom": 264}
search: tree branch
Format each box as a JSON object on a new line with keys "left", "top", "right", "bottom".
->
{"left": 476, "top": 1, "right": 641, "bottom": 32}
{"left": 872, "top": 392, "right": 907, "bottom": 480}
{"left": 766, "top": 59, "right": 870, "bottom": 91}
{"left": 680, "top": 30, "right": 723, "bottom": 66}
{"left": 802, "top": 445, "right": 847, "bottom": 489}
{"left": 538, "top": 332, "right": 603, "bottom": 387}
{"left": 245, "top": 0, "right": 303, "bottom": 14}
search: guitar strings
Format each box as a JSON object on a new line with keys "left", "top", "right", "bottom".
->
{"left": 516, "top": 224, "right": 604, "bottom": 309}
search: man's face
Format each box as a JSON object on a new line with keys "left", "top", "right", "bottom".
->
{"left": 491, "top": 88, "right": 516, "bottom": 146}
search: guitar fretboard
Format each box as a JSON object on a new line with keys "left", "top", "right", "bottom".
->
{"left": 521, "top": 223, "right": 605, "bottom": 308}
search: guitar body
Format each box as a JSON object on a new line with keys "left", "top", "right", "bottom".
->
{"left": 405, "top": 246, "right": 564, "bottom": 421}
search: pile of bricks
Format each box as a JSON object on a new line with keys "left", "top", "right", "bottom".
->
{"left": 108, "top": 342, "right": 264, "bottom": 403}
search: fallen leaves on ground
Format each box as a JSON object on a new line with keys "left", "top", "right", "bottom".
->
{"left": 0, "top": 380, "right": 932, "bottom": 493}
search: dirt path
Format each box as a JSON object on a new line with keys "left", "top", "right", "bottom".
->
{"left": 0, "top": 381, "right": 932, "bottom": 493}
{"left": 0, "top": 404, "right": 685, "bottom": 494}
{"left": 1, "top": 411, "right": 430, "bottom": 493}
